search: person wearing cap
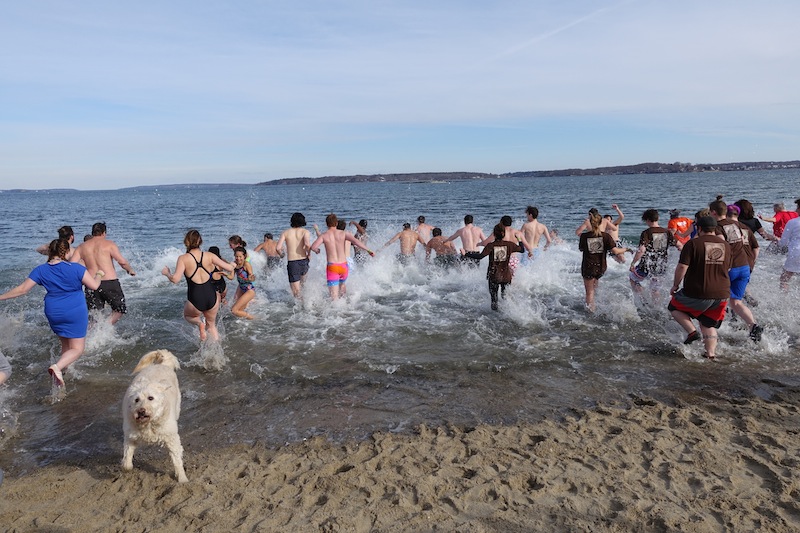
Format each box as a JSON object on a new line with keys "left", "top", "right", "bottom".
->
{"left": 667, "top": 209, "right": 693, "bottom": 245}
{"left": 709, "top": 198, "right": 763, "bottom": 341}
{"left": 668, "top": 216, "right": 732, "bottom": 360}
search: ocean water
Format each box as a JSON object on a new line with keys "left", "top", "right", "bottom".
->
{"left": 0, "top": 170, "right": 798, "bottom": 475}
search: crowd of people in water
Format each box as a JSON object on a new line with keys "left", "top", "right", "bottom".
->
{"left": 1, "top": 196, "right": 799, "bottom": 387}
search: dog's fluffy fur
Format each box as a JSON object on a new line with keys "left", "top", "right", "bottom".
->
{"left": 121, "top": 349, "right": 188, "bottom": 483}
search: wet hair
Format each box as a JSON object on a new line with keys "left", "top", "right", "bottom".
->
{"left": 91, "top": 222, "right": 106, "bottom": 236}
{"left": 403, "top": 222, "right": 411, "bottom": 229}
{"left": 208, "top": 246, "right": 222, "bottom": 257}
{"left": 264, "top": 233, "right": 273, "bottom": 240}
{"left": 326, "top": 213, "right": 338, "bottom": 228}
{"left": 464, "top": 215, "right": 473, "bottom": 224}
{"left": 603, "top": 214, "right": 613, "bottom": 220}
{"left": 359, "top": 219, "right": 368, "bottom": 229}
{"left": 233, "top": 246, "right": 247, "bottom": 257}
{"left": 228, "top": 235, "right": 246, "bottom": 248}
{"left": 57, "top": 226, "right": 74, "bottom": 240}
{"left": 526, "top": 206, "right": 539, "bottom": 219}
{"left": 708, "top": 199, "right": 726, "bottom": 217}
{"left": 642, "top": 209, "right": 659, "bottom": 222}
{"left": 493, "top": 224, "right": 505, "bottom": 241}
{"left": 48, "top": 238, "right": 71, "bottom": 261}
{"left": 290, "top": 212, "right": 306, "bottom": 228}
{"left": 500, "top": 215, "right": 513, "bottom": 227}
{"left": 336, "top": 220, "right": 346, "bottom": 230}
{"left": 418, "top": 216, "right": 426, "bottom": 223}
{"left": 432, "top": 227, "right": 442, "bottom": 237}
{"left": 184, "top": 229, "right": 203, "bottom": 251}
{"left": 589, "top": 212, "right": 603, "bottom": 237}
{"left": 734, "top": 199, "right": 755, "bottom": 219}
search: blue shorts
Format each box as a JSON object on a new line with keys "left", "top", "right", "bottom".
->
{"left": 728, "top": 264, "right": 751, "bottom": 300}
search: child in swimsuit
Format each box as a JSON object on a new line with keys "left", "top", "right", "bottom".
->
{"left": 231, "top": 247, "right": 255, "bottom": 319}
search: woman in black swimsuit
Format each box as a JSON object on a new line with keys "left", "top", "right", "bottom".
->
{"left": 163, "top": 230, "right": 235, "bottom": 342}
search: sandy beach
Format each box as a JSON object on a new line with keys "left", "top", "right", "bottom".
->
{"left": 2, "top": 384, "right": 799, "bottom": 532}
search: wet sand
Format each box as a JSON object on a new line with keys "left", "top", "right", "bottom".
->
{"left": 2, "top": 386, "right": 799, "bottom": 532}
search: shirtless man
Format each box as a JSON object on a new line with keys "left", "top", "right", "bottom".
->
{"left": 445, "top": 215, "right": 487, "bottom": 265}
{"left": 384, "top": 223, "right": 426, "bottom": 265}
{"left": 521, "top": 207, "right": 552, "bottom": 260}
{"left": 415, "top": 216, "right": 435, "bottom": 243}
{"left": 310, "top": 214, "right": 374, "bottom": 299}
{"left": 253, "top": 233, "right": 284, "bottom": 271}
{"left": 425, "top": 228, "right": 459, "bottom": 267}
{"left": 276, "top": 212, "right": 312, "bottom": 298}
{"left": 70, "top": 222, "right": 136, "bottom": 325}
{"left": 576, "top": 205, "right": 626, "bottom": 263}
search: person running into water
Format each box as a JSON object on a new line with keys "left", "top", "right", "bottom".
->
{"left": 629, "top": 209, "right": 681, "bottom": 306}
{"left": 709, "top": 198, "right": 763, "bottom": 341}
{"left": 0, "top": 352, "right": 11, "bottom": 386}
{"left": 475, "top": 224, "right": 523, "bottom": 311}
{"left": 70, "top": 222, "right": 136, "bottom": 325}
{"left": 162, "top": 230, "right": 235, "bottom": 342}
{"left": 277, "top": 212, "right": 312, "bottom": 299}
{"left": 578, "top": 212, "right": 632, "bottom": 313}
{"left": 521, "top": 206, "right": 552, "bottom": 261}
{"left": 667, "top": 209, "right": 693, "bottom": 246}
{"left": 425, "top": 228, "right": 459, "bottom": 267}
{"left": 759, "top": 201, "right": 799, "bottom": 241}
{"left": 384, "top": 223, "right": 426, "bottom": 265}
{"left": 779, "top": 198, "right": 800, "bottom": 289}
{"left": 668, "top": 216, "right": 732, "bottom": 360}
{"left": 36, "top": 225, "right": 77, "bottom": 259}
{"left": 576, "top": 205, "right": 626, "bottom": 263}
{"left": 349, "top": 219, "right": 370, "bottom": 264}
{"left": 310, "top": 214, "right": 374, "bottom": 299}
{"left": 254, "top": 233, "right": 284, "bottom": 271}
{"left": 1, "top": 238, "right": 104, "bottom": 387}
{"left": 208, "top": 246, "right": 233, "bottom": 305}
{"left": 445, "top": 215, "right": 487, "bottom": 265}
{"left": 231, "top": 246, "right": 256, "bottom": 319}
{"left": 415, "top": 216, "right": 435, "bottom": 243}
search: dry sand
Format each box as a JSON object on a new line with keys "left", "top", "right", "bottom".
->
{"left": 2, "top": 389, "right": 799, "bottom": 532}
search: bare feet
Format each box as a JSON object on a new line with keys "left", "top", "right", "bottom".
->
{"left": 48, "top": 364, "right": 64, "bottom": 387}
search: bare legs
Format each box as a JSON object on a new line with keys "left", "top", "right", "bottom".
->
{"left": 231, "top": 289, "right": 255, "bottom": 320}
{"left": 183, "top": 298, "right": 221, "bottom": 341}
{"left": 583, "top": 277, "right": 598, "bottom": 313}
{"left": 49, "top": 336, "right": 86, "bottom": 386}
{"left": 670, "top": 309, "right": 719, "bottom": 359}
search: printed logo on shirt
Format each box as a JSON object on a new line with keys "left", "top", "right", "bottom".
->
{"left": 587, "top": 236, "right": 604, "bottom": 254}
{"left": 651, "top": 232, "right": 668, "bottom": 251}
{"left": 704, "top": 241, "right": 727, "bottom": 265}
{"left": 722, "top": 223, "right": 743, "bottom": 244}
{"left": 493, "top": 246, "right": 508, "bottom": 262}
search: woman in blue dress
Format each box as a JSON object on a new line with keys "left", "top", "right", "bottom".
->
{"left": 0, "top": 239, "right": 103, "bottom": 387}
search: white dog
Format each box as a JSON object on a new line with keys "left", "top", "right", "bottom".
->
{"left": 121, "top": 349, "right": 188, "bottom": 483}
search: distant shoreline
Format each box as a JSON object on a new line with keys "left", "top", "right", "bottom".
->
{"left": 2, "top": 160, "right": 798, "bottom": 192}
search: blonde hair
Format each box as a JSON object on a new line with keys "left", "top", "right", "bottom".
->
{"left": 589, "top": 212, "right": 603, "bottom": 237}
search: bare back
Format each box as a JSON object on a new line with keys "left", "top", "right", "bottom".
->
{"left": 457, "top": 224, "right": 485, "bottom": 252}
{"left": 76, "top": 235, "right": 129, "bottom": 280}
{"left": 280, "top": 228, "right": 311, "bottom": 261}
{"left": 398, "top": 230, "right": 424, "bottom": 255}
{"left": 522, "top": 220, "right": 550, "bottom": 249}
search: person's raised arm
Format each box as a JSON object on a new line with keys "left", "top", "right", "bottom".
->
{"left": 612, "top": 204, "right": 624, "bottom": 226}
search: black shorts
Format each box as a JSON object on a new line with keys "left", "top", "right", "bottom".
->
{"left": 85, "top": 279, "right": 127, "bottom": 314}
{"left": 287, "top": 259, "right": 309, "bottom": 283}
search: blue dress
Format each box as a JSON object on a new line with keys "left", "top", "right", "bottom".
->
{"left": 28, "top": 262, "right": 89, "bottom": 339}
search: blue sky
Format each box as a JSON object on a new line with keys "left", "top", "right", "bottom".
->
{"left": 2, "top": 1, "right": 799, "bottom": 190}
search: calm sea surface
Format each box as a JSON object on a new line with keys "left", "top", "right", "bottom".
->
{"left": 1, "top": 170, "right": 798, "bottom": 474}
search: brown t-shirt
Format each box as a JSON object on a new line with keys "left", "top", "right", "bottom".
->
{"left": 736, "top": 221, "right": 759, "bottom": 270}
{"left": 579, "top": 231, "right": 616, "bottom": 279}
{"left": 478, "top": 240, "right": 522, "bottom": 283}
{"left": 716, "top": 219, "right": 751, "bottom": 269}
{"left": 636, "top": 226, "right": 675, "bottom": 275}
{"left": 678, "top": 234, "right": 732, "bottom": 299}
